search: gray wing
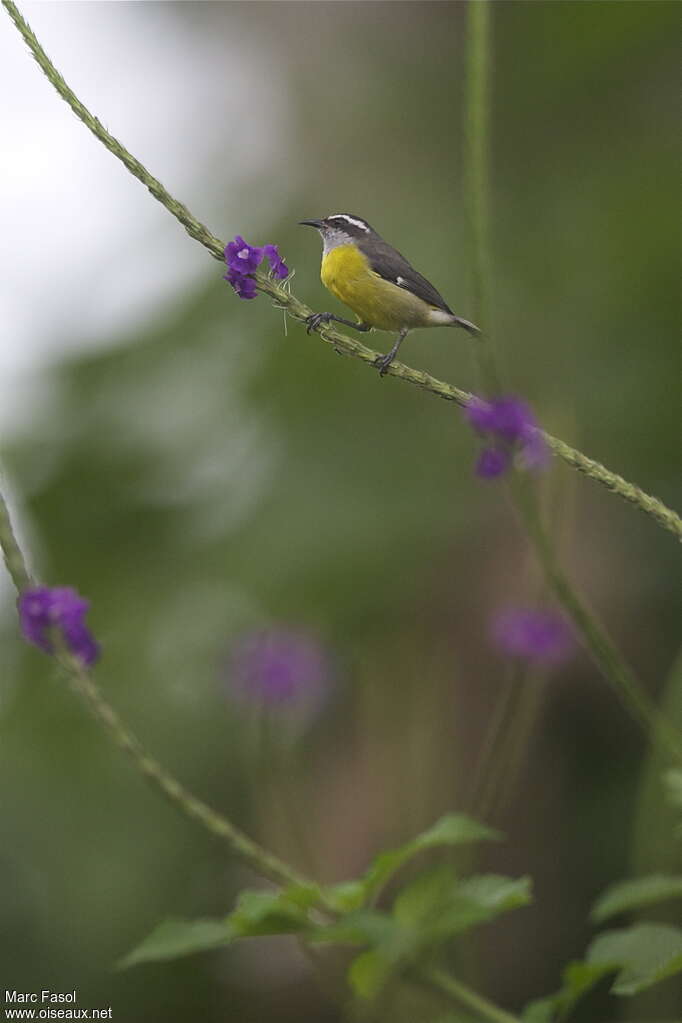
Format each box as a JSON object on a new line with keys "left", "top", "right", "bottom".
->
{"left": 362, "top": 238, "right": 453, "bottom": 314}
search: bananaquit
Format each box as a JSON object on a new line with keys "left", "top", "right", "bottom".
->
{"left": 300, "top": 213, "right": 480, "bottom": 375}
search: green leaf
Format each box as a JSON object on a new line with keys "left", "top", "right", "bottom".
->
{"left": 359, "top": 813, "right": 499, "bottom": 903}
{"left": 307, "top": 910, "right": 394, "bottom": 947}
{"left": 119, "top": 885, "right": 322, "bottom": 970}
{"left": 588, "top": 922, "right": 682, "bottom": 995}
{"left": 394, "top": 868, "right": 531, "bottom": 936}
{"left": 325, "top": 879, "right": 366, "bottom": 913}
{"left": 389, "top": 866, "right": 532, "bottom": 960}
{"left": 592, "top": 875, "right": 682, "bottom": 923}
{"left": 228, "top": 887, "right": 312, "bottom": 937}
{"left": 346, "top": 924, "right": 416, "bottom": 1000}
{"left": 458, "top": 874, "right": 532, "bottom": 915}
{"left": 119, "top": 917, "right": 235, "bottom": 969}
{"left": 664, "top": 769, "right": 682, "bottom": 836}
{"left": 521, "top": 960, "right": 615, "bottom": 1022}
{"left": 393, "top": 864, "right": 460, "bottom": 927}
{"left": 520, "top": 998, "right": 554, "bottom": 1023}
{"left": 664, "top": 768, "right": 682, "bottom": 811}
{"left": 430, "top": 1017, "right": 480, "bottom": 1023}
{"left": 338, "top": 869, "right": 530, "bottom": 1002}
{"left": 522, "top": 920, "right": 682, "bottom": 1017}
{"left": 348, "top": 947, "right": 394, "bottom": 1000}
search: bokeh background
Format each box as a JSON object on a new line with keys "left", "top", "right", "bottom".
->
{"left": 1, "top": 2, "right": 680, "bottom": 1021}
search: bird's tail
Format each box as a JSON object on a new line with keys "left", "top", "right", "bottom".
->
{"left": 450, "top": 314, "right": 481, "bottom": 336}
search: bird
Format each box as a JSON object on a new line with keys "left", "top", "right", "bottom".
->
{"left": 299, "top": 213, "right": 480, "bottom": 376}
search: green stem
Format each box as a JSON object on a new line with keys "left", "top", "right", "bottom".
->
{"left": 464, "top": 0, "right": 500, "bottom": 394}
{"left": 2, "top": 0, "right": 679, "bottom": 542}
{"left": 460, "top": 0, "right": 680, "bottom": 765}
{"left": 513, "top": 476, "right": 682, "bottom": 762}
{"left": 419, "top": 966, "right": 521, "bottom": 1023}
{"left": 0, "top": 485, "right": 311, "bottom": 892}
{"left": 66, "top": 664, "right": 310, "bottom": 889}
{"left": 0, "top": 482, "right": 33, "bottom": 590}
{"left": 469, "top": 663, "right": 518, "bottom": 819}
{"left": 0, "top": 478, "right": 521, "bottom": 1011}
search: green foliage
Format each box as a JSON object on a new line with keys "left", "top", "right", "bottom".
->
{"left": 120, "top": 823, "right": 528, "bottom": 1008}
{"left": 664, "top": 769, "right": 682, "bottom": 837}
{"left": 591, "top": 874, "right": 682, "bottom": 923}
{"left": 351, "top": 813, "right": 500, "bottom": 905}
{"left": 522, "top": 917, "right": 682, "bottom": 1019}
{"left": 121, "top": 884, "right": 317, "bottom": 969}
{"left": 430, "top": 1017, "right": 479, "bottom": 1023}
{"left": 344, "top": 869, "right": 530, "bottom": 1001}
{"left": 521, "top": 961, "right": 614, "bottom": 1023}
{"left": 307, "top": 910, "right": 394, "bottom": 947}
{"left": 588, "top": 923, "right": 682, "bottom": 996}
{"left": 118, "top": 918, "right": 236, "bottom": 970}
{"left": 3, "top": 2, "right": 680, "bottom": 1020}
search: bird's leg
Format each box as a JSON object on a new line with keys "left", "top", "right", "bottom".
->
{"left": 304, "top": 312, "right": 371, "bottom": 335}
{"left": 375, "top": 328, "right": 409, "bottom": 377}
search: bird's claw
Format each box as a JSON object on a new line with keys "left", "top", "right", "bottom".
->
{"left": 374, "top": 354, "right": 393, "bottom": 377}
{"left": 305, "top": 312, "right": 332, "bottom": 335}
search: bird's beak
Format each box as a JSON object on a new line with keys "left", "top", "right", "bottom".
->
{"left": 299, "top": 219, "right": 324, "bottom": 229}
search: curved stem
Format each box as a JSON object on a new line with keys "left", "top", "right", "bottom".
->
{"left": 66, "top": 664, "right": 310, "bottom": 889}
{"left": 418, "top": 966, "right": 521, "bottom": 1023}
{"left": 459, "top": 0, "right": 681, "bottom": 766}
{"left": 0, "top": 483, "right": 33, "bottom": 590}
{"left": 464, "top": 0, "right": 500, "bottom": 394}
{"left": 2, "top": 0, "right": 679, "bottom": 542}
{"left": 0, "top": 486, "right": 312, "bottom": 893}
{"left": 513, "top": 476, "right": 682, "bottom": 762}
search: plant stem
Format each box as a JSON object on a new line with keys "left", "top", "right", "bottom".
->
{"left": 66, "top": 663, "right": 310, "bottom": 889}
{"left": 419, "top": 966, "right": 521, "bottom": 1023}
{"left": 460, "top": 0, "right": 681, "bottom": 764}
{"left": 0, "top": 482, "right": 32, "bottom": 590}
{"left": 1, "top": 479, "right": 519, "bottom": 1014}
{"left": 2, "top": 0, "right": 679, "bottom": 542}
{"left": 0, "top": 482, "right": 313, "bottom": 892}
{"left": 513, "top": 476, "right": 682, "bottom": 762}
{"left": 464, "top": 0, "right": 500, "bottom": 394}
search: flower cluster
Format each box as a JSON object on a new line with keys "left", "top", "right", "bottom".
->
{"left": 492, "top": 607, "right": 574, "bottom": 664}
{"left": 226, "top": 627, "right": 330, "bottom": 714}
{"left": 224, "top": 236, "right": 289, "bottom": 300}
{"left": 465, "top": 395, "right": 549, "bottom": 479}
{"left": 18, "top": 586, "right": 100, "bottom": 667}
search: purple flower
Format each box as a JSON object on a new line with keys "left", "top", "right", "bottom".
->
{"left": 465, "top": 395, "right": 549, "bottom": 478}
{"left": 225, "top": 236, "right": 264, "bottom": 275}
{"left": 476, "top": 447, "right": 510, "bottom": 479}
{"left": 225, "top": 267, "right": 258, "bottom": 300}
{"left": 492, "top": 608, "right": 574, "bottom": 664}
{"left": 263, "top": 244, "right": 289, "bottom": 280}
{"left": 18, "top": 586, "right": 100, "bottom": 667}
{"left": 518, "top": 426, "right": 550, "bottom": 472}
{"left": 223, "top": 235, "right": 289, "bottom": 300}
{"left": 227, "top": 627, "right": 331, "bottom": 714}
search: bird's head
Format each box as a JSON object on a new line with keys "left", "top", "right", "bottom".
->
{"left": 299, "top": 214, "right": 376, "bottom": 252}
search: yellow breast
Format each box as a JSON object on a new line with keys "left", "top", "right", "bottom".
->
{"left": 320, "top": 244, "right": 431, "bottom": 332}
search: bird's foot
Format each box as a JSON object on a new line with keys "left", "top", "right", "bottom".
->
{"left": 374, "top": 352, "right": 394, "bottom": 377}
{"left": 305, "top": 312, "right": 333, "bottom": 335}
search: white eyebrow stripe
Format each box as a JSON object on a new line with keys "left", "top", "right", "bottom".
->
{"left": 329, "top": 214, "right": 369, "bottom": 231}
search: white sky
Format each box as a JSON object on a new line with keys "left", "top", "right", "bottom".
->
{"left": 0, "top": 2, "right": 296, "bottom": 432}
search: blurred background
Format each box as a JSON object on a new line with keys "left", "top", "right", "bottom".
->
{"left": 1, "top": 2, "right": 680, "bottom": 1021}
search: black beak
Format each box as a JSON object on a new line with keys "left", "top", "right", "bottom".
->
{"left": 299, "top": 219, "right": 324, "bottom": 228}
